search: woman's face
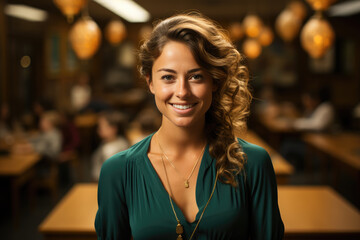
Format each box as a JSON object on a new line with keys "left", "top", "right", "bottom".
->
{"left": 148, "top": 41, "right": 215, "bottom": 129}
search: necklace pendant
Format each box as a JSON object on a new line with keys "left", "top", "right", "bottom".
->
{"left": 176, "top": 223, "right": 184, "bottom": 234}
{"left": 177, "top": 235, "right": 183, "bottom": 240}
{"left": 184, "top": 180, "right": 189, "bottom": 188}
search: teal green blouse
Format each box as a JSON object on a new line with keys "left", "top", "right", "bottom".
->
{"left": 95, "top": 134, "right": 284, "bottom": 239}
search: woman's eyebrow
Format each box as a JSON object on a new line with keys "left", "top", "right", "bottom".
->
{"left": 187, "top": 68, "right": 202, "bottom": 74}
{"left": 157, "top": 68, "right": 176, "bottom": 73}
{"left": 157, "top": 68, "right": 202, "bottom": 74}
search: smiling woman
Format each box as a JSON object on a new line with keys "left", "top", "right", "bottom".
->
{"left": 95, "top": 12, "right": 284, "bottom": 240}
{"left": 148, "top": 41, "right": 214, "bottom": 129}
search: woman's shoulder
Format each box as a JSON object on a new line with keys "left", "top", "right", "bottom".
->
{"left": 237, "top": 138, "right": 272, "bottom": 169}
{"left": 100, "top": 134, "right": 152, "bottom": 175}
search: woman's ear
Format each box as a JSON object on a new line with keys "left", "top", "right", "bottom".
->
{"left": 146, "top": 75, "right": 155, "bottom": 94}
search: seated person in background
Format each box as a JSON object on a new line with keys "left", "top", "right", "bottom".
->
{"left": 12, "top": 111, "right": 62, "bottom": 160}
{"left": 59, "top": 111, "right": 80, "bottom": 162}
{"left": 281, "top": 87, "right": 336, "bottom": 170}
{"left": 71, "top": 72, "right": 91, "bottom": 113}
{"left": 292, "top": 87, "right": 335, "bottom": 132}
{"left": 33, "top": 99, "right": 55, "bottom": 130}
{"left": 127, "top": 107, "right": 161, "bottom": 145}
{"left": 91, "top": 110, "right": 129, "bottom": 181}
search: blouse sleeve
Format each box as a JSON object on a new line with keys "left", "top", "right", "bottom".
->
{"left": 95, "top": 153, "right": 132, "bottom": 240}
{"left": 245, "top": 144, "right": 284, "bottom": 239}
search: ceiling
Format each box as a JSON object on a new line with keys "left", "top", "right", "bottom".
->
{"left": 4, "top": 0, "right": 354, "bottom": 39}
{"left": 6, "top": 0, "right": 308, "bottom": 23}
{"left": 135, "top": 0, "right": 291, "bottom": 20}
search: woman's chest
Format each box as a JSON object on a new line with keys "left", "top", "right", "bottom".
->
{"left": 125, "top": 175, "right": 250, "bottom": 240}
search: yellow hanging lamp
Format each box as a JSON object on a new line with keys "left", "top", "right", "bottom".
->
{"left": 258, "top": 26, "right": 274, "bottom": 46}
{"left": 300, "top": 12, "right": 335, "bottom": 58}
{"left": 243, "top": 14, "right": 263, "bottom": 38}
{"left": 243, "top": 38, "right": 262, "bottom": 59}
{"left": 69, "top": 16, "right": 102, "bottom": 59}
{"left": 53, "top": 0, "right": 87, "bottom": 23}
{"left": 105, "top": 20, "right": 127, "bottom": 45}
{"left": 306, "top": 0, "right": 337, "bottom": 11}
{"left": 275, "top": 9, "right": 302, "bottom": 42}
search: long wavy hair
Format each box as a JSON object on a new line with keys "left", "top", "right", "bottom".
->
{"left": 138, "top": 13, "right": 252, "bottom": 186}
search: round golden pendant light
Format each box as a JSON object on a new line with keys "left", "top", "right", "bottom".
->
{"left": 275, "top": 9, "right": 302, "bottom": 42}
{"left": 228, "top": 22, "right": 244, "bottom": 42}
{"left": 306, "top": 0, "right": 337, "bottom": 11}
{"left": 258, "top": 26, "right": 274, "bottom": 46}
{"left": 288, "top": 0, "right": 308, "bottom": 20}
{"left": 105, "top": 20, "right": 127, "bottom": 45}
{"left": 300, "top": 13, "right": 335, "bottom": 58}
{"left": 243, "top": 38, "right": 262, "bottom": 59}
{"left": 243, "top": 14, "right": 263, "bottom": 38}
{"left": 53, "top": 0, "right": 87, "bottom": 23}
{"left": 69, "top": 16, "right": 102, "bottom": 59}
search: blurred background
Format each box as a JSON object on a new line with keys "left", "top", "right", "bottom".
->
{"left": 0, "top": 0, "right": 360, "bottom": 239}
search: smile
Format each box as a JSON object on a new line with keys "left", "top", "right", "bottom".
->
{"left": 171, "top": 103, "right": 196, "bottom": 110}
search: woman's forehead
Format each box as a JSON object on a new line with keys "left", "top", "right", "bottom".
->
{"left": 153, "top": 41, "right": 201, "bottom": 71}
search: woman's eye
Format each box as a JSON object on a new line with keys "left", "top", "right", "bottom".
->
{"left": 190, "top": 74, "right": 203, "bottom": 81}
{"left": 161, "top": 75, "right": 174, "bottom": 81}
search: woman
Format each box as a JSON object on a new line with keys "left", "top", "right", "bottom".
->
{"left": 95, "top": 13, "right": 284, "bottom": 240}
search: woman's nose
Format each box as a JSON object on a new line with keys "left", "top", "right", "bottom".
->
{"left": 175, "top": 78, "right": 191, "bottom": 98}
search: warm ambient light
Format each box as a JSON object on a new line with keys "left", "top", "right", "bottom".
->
{"left": 228, "top": 22, "right": 244, "bottom": 42}
{"left": 69, "top": 17, "right": 102, "bottom": 59}
{"left": 20, "top": 56, "right": 31, "bottom": 68}
{"left": 94, "top": 0, "right": 150, "bottom": 23}
{"left": 328, "top": 0, "right": 360, "bottom": 17}
{"left": 288, "top": 0, "right": 308, "bottom": 20}
{"left": 243, "top": 39, "right": 262, "bottom": 59}
{"left": 300, "top": 13, "right": 335, "bottom": 58}
{"left": 53, "top": 0, "right": 87, "bottom": 23}
{"left": 306, "top": 0, "right": 337, "bottom": 11}
{"left": 242, "top": 14, "right": 263, "bottom": 38}
{"left": 4, "top": 4, "right": 48, "bottom": 22}
{"left": 105, "top": 20, "right": 127, "bottom": 45}
{"left": 258, "top": 26, "right": 274, "bottom": 46}
{"left": 275, "top": 9, "right": 302, "bottom": 42}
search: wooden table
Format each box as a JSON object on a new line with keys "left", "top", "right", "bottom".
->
{"left": 39, "top": 184, "right": 98, "bottom": 240}
{"left": 303, "top": 132, "right": 360, "bottom": 171}
{"left": 240, "top": 130, "right": 295, "bottom": 184}
{"left": 303, "top": 132, "right": 360, "bottom": 204}
{"left": 0, "top": 153, "right": 40, "bottom": 224}
{"left": 40, "top": 184, "right": 360, "bottom": 240}
{"left": 279, "top": 186, "right": 360, "bottom": 239}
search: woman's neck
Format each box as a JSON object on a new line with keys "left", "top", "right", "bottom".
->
{"left": 156, "top": 119, "right": 206, "bottom": 157}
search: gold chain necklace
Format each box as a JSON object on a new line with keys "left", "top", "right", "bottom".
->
{"left": 161, "top": 154, "right": 219, "bottom": 240}
{"left": 157, "top": 133, "right": 205, "bottom": 188}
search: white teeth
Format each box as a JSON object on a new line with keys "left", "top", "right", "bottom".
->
{"left": 172, "top": 104, "right": 194, "bottom": 110}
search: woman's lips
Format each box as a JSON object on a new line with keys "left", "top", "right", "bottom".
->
{"left": 169, "top": 103, "right": 197, "bottom": 114}
{"left": 171, "top": 103, "right": 196, "bottom": 110}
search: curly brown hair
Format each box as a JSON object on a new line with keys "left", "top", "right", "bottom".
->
{"left": 138, "top": 12, "right": 252, "bottom": 186}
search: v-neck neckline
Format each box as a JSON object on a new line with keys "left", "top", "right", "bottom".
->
{"left": 143, "top": 133, "right": 211, "bottom": 225}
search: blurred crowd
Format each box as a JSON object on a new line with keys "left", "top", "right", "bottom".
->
{"left": 0, "top": 75, "right": 161, "bottom": 195}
